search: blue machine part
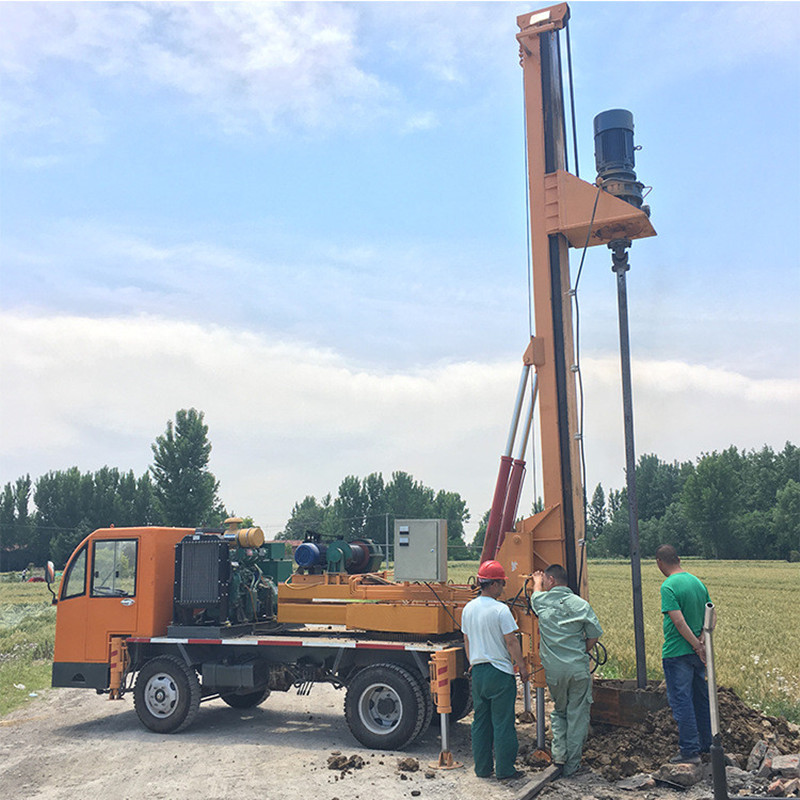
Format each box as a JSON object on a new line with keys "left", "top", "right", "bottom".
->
{"left": 294, "top": 541, "right": 327, "bottom": 569}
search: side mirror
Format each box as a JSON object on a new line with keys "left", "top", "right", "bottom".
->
{"left": 46, "top": 560, "right": 57, "bottom": 604}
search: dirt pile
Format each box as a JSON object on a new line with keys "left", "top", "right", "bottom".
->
{"left": 580, "top": 685, "right": 800, "bottom": 781}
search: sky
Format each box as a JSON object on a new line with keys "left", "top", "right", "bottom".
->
{"left": 1, "top": 1, "right": 798, "bottom": 541}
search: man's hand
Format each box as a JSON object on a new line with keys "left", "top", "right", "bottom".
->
{"left": 532, "top": 570, "right": 544, "bottom": 592}
{"left": 518, "top": 665, "right": 530, "bottom": 683}
{"left": 667, "top": 609, "right": 707, "bottom": 664}
{"left": 693, "top": 639, "right": 707, "bottom": 665}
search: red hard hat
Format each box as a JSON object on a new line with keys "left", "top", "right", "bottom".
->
{"left": 477, "top": 560, "right": 507, "bottom": 581}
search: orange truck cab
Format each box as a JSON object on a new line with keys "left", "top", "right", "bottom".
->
{"left": 52, "top": 527, "right": 191, "bottom": 690}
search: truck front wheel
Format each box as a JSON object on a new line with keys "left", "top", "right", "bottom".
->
{"left": 344, "top": 663, "right": 426, "bottom": 750}
{"left": 133, "top": 656, "right": 201, "bottom": 733}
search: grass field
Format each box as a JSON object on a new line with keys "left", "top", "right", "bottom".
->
{"left": 0, "top": 577, "right": 56, "bottom": 716}
{"left": 450, "top": 559, "right": 800, "bottom": 723}
{"left": 2, "top": 559, "right": 798, "bottom": 721}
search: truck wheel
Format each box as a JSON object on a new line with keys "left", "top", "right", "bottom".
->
{"left": 450, "top": 676, "right": 474, "bottom": 720}
{"left": 344, "top": 663, "right": 426, "bottom": 750}
{"left": 133, "top": 656, "right": 201, "bottom": 733}
{"left": 220, "top": 687, "right": 270, "bottom": 709}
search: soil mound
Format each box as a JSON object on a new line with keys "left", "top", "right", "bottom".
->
{"left": 581, "top": 685, "right": 800, "bottom": 781}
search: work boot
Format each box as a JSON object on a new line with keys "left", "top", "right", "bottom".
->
{"left": 669, "top": 753, "right": 701, "bottom": 765}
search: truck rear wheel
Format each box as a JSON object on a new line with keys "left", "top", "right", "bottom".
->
{"left": 133, "top": 656, "right": 201, "bottom": 733}
{"left": 220, "top": 687, "right": 270, "bottom": 709}
{"left": 344, "top": 663, "right": 426, "bottom": 750}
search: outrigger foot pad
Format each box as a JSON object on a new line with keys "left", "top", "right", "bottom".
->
{"left": 429, "top": 751, "right": 464, "bottom": 770}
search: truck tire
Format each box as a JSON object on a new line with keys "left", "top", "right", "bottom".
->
{"left": 344, "top": 663, "right": 426, "bottom": 750}
{"left": 450, "top": 676, "right": 474, "bottom": 720}
{"left": 220, "top": 687, "right": 270, "bottom": 709}
{"left": 133, "top": 656, "right": 201, "bottom": 733}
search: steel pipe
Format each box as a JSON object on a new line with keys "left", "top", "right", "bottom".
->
{"left": 536, "top": 687, "right": 546, "bottom": 749}
{"left": 611, "top": 239, "right": 647, "bottom": 688}
{"left": 703, "top": 602, "right": 760, "bottom": 800}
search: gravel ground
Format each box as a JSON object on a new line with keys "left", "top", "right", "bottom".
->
{"left": 0, "top": 682, "right": 770, "bottom": 800}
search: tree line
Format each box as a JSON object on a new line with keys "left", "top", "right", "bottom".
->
{"left": 278, "top": 471, "right": 472, "bottom": 559}
{"left": 2, "top": 407, "right": 796, "bottom": 570}
{"left": 586, "top": 444, "right": 799, "bottom": 561}
{"left": 0, "top": 408, "right": 472, "bottom": 569}
{"left": 1, "top": 409, "right": 226, "bottom": 570}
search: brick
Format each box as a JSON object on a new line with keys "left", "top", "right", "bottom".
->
{"left": 747, "top": 740, "right": 769, "bottom": 772}
{"left": 773, "top": 754, "right": 800, "bottom": 778}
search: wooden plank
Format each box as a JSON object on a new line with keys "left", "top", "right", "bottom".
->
{"left": 514, "top": 765, "right": 562, "bottom": 800}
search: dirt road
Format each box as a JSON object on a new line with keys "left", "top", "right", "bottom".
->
{"left": 0, "top": 685, "right": 713, "bottom": 800}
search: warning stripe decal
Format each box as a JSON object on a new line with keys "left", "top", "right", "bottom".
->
{"left": 126, "top": 636, "right": 449, "bottom": 652}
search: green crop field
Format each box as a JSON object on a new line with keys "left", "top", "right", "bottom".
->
{"left": 449, "top": 558, "right": 800, "bottom": 723}
{"left": 2, "top": 559, "right": 798, "bottom": 722}
{"left": 0, "top": 577, "right": 56, "bottom": 716}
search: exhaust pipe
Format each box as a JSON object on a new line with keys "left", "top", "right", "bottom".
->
{"left": 703, "top": 603, "right": 761, "bottom": 800}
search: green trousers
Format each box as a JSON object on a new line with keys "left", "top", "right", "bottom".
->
{"left": 547, "top": 669, "right": 592, "bottom": 776}
{"left": 470, "top": 663, "right": 519, "bottom": 779}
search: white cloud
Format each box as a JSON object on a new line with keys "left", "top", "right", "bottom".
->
{"left": 1, "top": 313, "right": 796, "bottom": 537}
{"left": 401, "top": 112, "right": 439, "bottom": 134}
{"left": 0, "top": 2, "right": 399, "bottom": 140}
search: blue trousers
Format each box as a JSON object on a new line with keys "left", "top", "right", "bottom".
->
{"left": 662, "top": 653, "right": 712, "bottom": 757}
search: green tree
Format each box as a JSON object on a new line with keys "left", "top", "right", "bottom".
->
{"left": 362, "top": 472, "right": 388, "bottom": 543}
{"left": 334, "top": 475, "right": 368, "bottom": 539}
{"left": 681, "top": 449, "right": 741, "bottom": 558}
{"left": 595, "top": 502, "right": 631, "bottom": 557}
{"left": 733, "top": 510, "right": 775, "bottom": 559}
{"left": 774, "top": 479, "right": 800, "bottom": 560}
{"left": 150, "top": 408, "right": 225, "bottom": 527}
{"left": 385, "top": 471, "right": 435, "bottom": 519}
{"left": 587, "top": 483, "right": 606, "bottom": 540}
{"left": 0, "top": 477, "right": 34, "bottom": 570}
{"left": 471, "top": 509, "right": 491, "bottom": 551}
{"left": 279, "top": 495, "right": 328, "bottom": 540}
{"left": 34, "top": 467, "right": 94, "bottom": 565}
{"left": 635, "top": 454, "right": 686, "bottom": 521}
{"left": 432, "top": 489, "right": 471, "bottom": 559}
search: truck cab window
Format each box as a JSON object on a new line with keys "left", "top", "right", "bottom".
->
{"left": 62, "top": 545, "right": 87, "bottom": 599}
{"left": 91, "top": 540, "right": 138, "bottom": 597}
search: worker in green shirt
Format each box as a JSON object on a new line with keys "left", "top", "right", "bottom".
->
{"left": 531, "top": 564, "right": 603, "bottom": 777}
{"left": 656, "top": 544, "right": 713, "bottom": 764}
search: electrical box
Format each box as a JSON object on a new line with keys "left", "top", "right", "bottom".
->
{"left": 393, "top": 519, "right": 448, "bottom": 582}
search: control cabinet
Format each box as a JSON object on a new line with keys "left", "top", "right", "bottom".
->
{"left": 393, "top": 518, "right": 448, "bottom": 582}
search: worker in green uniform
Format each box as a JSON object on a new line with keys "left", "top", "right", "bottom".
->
{"left": 656, "top": 544, "right": 713, "bottom": 764}
{"left": 531, "top": 564, "right": 603, "bottom": 777}
{"left": 462, "top": 559, "right": 529, "bottom": 780}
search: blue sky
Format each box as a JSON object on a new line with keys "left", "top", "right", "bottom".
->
{"left": 1, "top": 1, "right": 798, "bottom": 540}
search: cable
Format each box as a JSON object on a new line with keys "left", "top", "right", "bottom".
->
{"left": 589, "top": 641, "right": 608, "bottom": 674}
{"left": 423, "top": 581, "right": 461, "bottom": 632}
{"left": 504, "top": 583, "right": 530, "bottom": 616}
{"left": 565, "top": 20, "right": 580, "bottom": 179}
{"left": 522, "top": 80, "right": 535, "bottom": 343}
{"left": 572, "top": 186, "right": 601, "bottom": 594}
{"left": 520, "top": 73, "right": 540, "bottom": 510}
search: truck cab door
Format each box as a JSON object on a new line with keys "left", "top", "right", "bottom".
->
{"left": 85, "top": 537, "right": 140, "bottom": 662}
